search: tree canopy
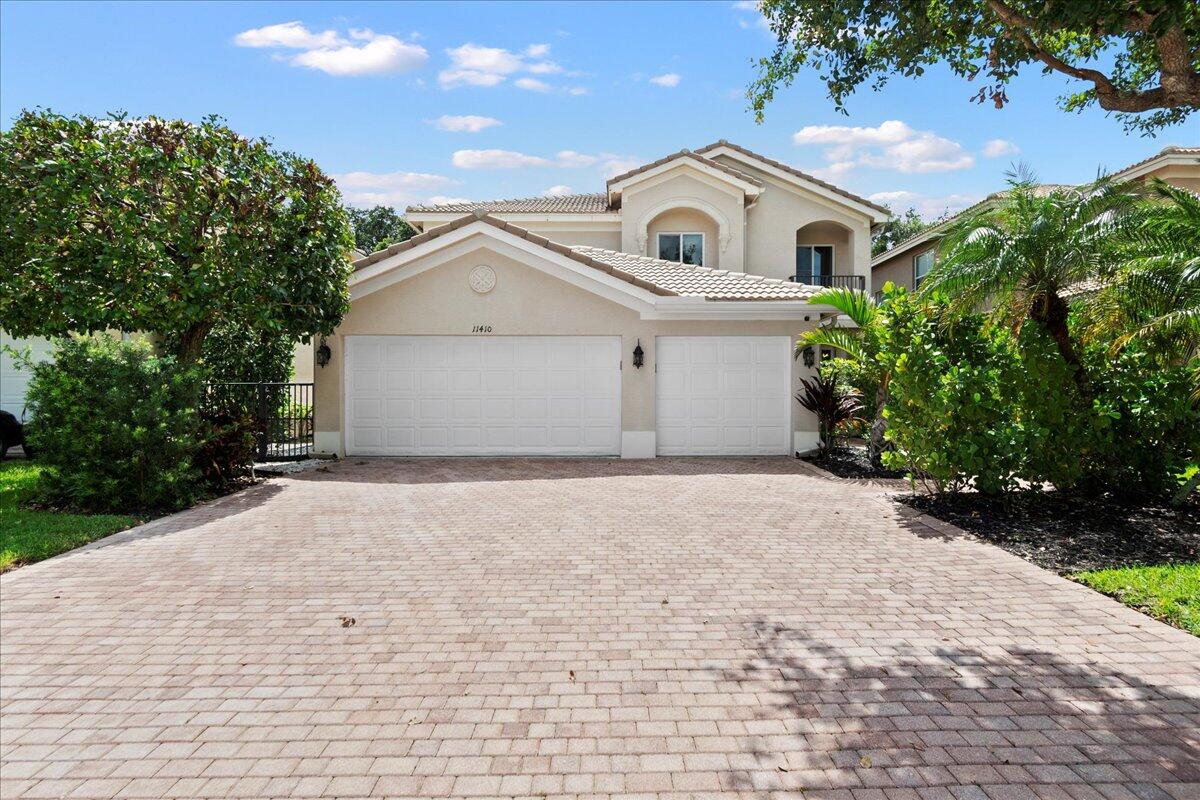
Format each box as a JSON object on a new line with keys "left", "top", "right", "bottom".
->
{"left": 749, "top": 0, "right": 1200, "bottom": 134}
{"left": 872, "top": 207, "right": 934, "bottom": 256}
{"left": 0, "top": 111, "right": 354, "bottom": 363}
{"left": 347, "top": 205, "right": 417, "bottom": 254}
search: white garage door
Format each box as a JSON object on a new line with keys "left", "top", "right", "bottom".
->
{"left": 1, "top": 334, "right": 55, "bottom": 419}
{"left": 656, "top": 336, "right": 791, "bottom": 456}
{"left": 345, "top": 336, "right": 622, "bottom": 456}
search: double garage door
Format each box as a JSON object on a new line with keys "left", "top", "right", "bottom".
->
{"left": 344, "top": 335, "right": 790, "bottom": 457}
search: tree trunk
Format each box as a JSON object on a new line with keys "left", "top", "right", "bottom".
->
{"left": 868, "top": 382, "right": 889, "bottom": 469}
{"left": 172, "top": 321, "right": 214, "bottom": 366}
{"left": 1173, "top": 470, "right": 1200, "bottom": 507}
{"left": 1035, "top": 292, "right": 1090, "bottom": 395}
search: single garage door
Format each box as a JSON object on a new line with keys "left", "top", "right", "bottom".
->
{"left": 345, "top": 336, "right": 621, "bottom": 456}
{"left": 656, "top": 336, "right": 791, "bottom": 456}
{"left": 1, "top": 333, "right": 55, "bottom": 418}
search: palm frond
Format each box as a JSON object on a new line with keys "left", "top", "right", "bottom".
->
{"left": 805, "top": 287, "right": 877, "bottom": 327}
{"left": 794, "top": 328, "right": 869, "bottom": 364}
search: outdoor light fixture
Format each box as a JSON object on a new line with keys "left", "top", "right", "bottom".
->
{"left": 632, "top": 339, "right": 645, "bottom": 369}
{"left": 316, "top": 337, "right": 332, "bottom": 368}
{"left": 802, "top": 345, "right": 815, "bottom": 368}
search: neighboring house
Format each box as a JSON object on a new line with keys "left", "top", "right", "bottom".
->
{"left": 311, "top": 140, "right": 891, "bottom": 458}
{"left": 871, "top": 145, "right": 1200, "bottom": 295}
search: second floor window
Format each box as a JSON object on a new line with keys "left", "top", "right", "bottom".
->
{"left": 914, "top": 249, "right": 935, "bottom": 286}
{"left": 795, "top": 244, "right": 834, "bottom": 281}
{"left": 658, "top": 233, "right": 704, "bottom": 266}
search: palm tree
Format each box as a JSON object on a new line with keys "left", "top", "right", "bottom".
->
{"left": 795, "top": 287, "right": 890, "bottom": 467}
{"left": 1087, "top": 179, "right": 1200, "bottom": 371}
{"left": 919, "top": 170, "right": 1138, "bottom": 387}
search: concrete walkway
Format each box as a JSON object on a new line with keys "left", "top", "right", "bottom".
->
{"left": 2, "top": 458, "right": 1197, "bottom": 799}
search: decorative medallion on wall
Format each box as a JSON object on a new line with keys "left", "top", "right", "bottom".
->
{"left": 468, "top": 265, "right": 496, "bottom": 294}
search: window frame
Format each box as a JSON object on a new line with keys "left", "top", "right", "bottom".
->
{"left": 794, "top": 243, "right": 836, "bottom": 282}
{"left": 913, "top": 247, "right": 936, "bottom": 287}
{"left": 656, "top": 231, "right": 705, "bottom": 266}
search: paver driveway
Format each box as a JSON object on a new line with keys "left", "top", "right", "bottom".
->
{"left": 2, "top": 458, "right": 1198, "bottom": 800}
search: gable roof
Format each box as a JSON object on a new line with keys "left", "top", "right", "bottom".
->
{"left": 696, "top": 139, "right": 892, "bottom": 216}
{"left": 1109, "top": 145, "right": 1200, "bottom": 182}
{"left": 406, "top": 193, "right": 612, "bottom": 214}
{"left": 353, "top": 211, "right": 820, "bottom": 301}
{"left": 605, "top": 149, "right": 764, "bottom": 192}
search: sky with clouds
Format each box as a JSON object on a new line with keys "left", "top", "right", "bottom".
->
{"left": 1, "top": 0, "right": 1190, "bottom": 220}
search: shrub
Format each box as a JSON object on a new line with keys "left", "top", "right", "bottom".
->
{"left": 24, "top": 336, "right": 205, "bottom": 513}
{"left": 184, "top": 321, "right": 298, "bottom": 384}
{"left": 795, "top": 373, "right": 862, "bottom": 454}
{"left": 1085, "top": 344, "right": 1200, "bottom": 498}
{"left": 878, "top": 293, "right": 1089, "bottom": 494}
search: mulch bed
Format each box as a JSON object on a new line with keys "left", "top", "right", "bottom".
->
{"left": 902, "top": 490, "right": 1200, "bottom": 573}
{"left": 803, "top": 444, "right": 906, "bottom": 480}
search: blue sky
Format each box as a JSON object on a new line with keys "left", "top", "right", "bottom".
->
{"left": 2, "top": 0, "right": 1192, "bottom": 218}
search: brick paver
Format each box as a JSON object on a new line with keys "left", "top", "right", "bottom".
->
{"left": 2, "top": 458, "right": 1197, "bottom": 799}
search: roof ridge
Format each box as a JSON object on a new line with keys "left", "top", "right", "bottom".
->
{"left": 694, "top": 140, "right": 891, "bottom": 215}
{"left": 604, "top": 148, "right": 764, "bottom": 189}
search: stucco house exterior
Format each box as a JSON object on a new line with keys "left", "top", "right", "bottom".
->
{"left": 871, "top": 145, "right": 1200, "bottom": 295}
{"left": 311, "top": 141, "right": 890, "bottom": 459}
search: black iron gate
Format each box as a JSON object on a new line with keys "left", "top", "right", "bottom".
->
{"left": 203, "top": 382, "right": 314, "bottom": 461}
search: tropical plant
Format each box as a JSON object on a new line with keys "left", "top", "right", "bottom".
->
{"left": 1086, "top": 179, "right": 1200, "bottom": 372}
{"left": 919, "top": 171, "right": 1138, "bottom": 387}
{"left": 0, "top": 110, "right": 354, "bottom": 366}
{"left": 795, "top": 373, "right": 862, "bottom": 455}
{"left": 797, "top": 286, "right": 890, "bottom": 466}
{"left": 748, "top": 0, "right": 1200, "bottom": 134}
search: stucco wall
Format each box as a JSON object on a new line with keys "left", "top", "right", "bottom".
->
{"left": 871, "top": 246, "right": 926, "bottom": 294}
{"left": 709, "top": 156, "right": 872, "bottom": 284}
{"left": 619, "top": 168, "right": 745, "bottom": 272}
{"left": 314, "top": 242, "right": 820, "bottom": 456}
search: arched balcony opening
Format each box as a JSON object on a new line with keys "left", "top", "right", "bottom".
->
{"left": 643, "top": 206, "right": 723, "bottom": 268}
{"left": 793, "top": 221, "right": 863, "bottom": 290}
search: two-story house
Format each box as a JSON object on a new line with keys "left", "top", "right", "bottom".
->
{"left": 312, "top": 141, "right": 889, "bottom": 459}
{"left": 871, "top": 145, "right": 1200, "bottom": 295}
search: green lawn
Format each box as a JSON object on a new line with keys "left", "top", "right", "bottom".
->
{"left": 0, "top": 461, "right": 136, "bottom": 572}
{"left": 1072, "top": 563, "right": 1200, "bottom": 636}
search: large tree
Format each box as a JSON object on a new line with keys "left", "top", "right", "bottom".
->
{"left": 347, "top": 205, "right": 416, "bottom": 254}
{"left": 748, "top": 1, "right": 1200, "bottom": 134}
{"left": 872, "top": 207, "right": 933, "bottom": 256}
{"left": 0, "top": 111, "right": 354, "bottom": 364}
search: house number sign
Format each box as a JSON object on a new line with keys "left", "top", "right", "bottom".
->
{"left": 468, "top": 264, "right": 496, "bottom": 294}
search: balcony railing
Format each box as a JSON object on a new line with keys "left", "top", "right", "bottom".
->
{"left": 788, "top": 273, "right": 865, "bottom": 291}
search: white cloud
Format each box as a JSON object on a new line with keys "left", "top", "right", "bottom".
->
{"left": 868, "top": 189, "right": 983, "bottom": 219}
{"left": 451, "top": 149, "right": 640, "bottom": 176}
{"left": 567, "top": 86, "right": 589, "bottom": 96}
{"left": 793, "top": 119, "right": 975, "bottom": 175}
{"left": 234, "top": 23, "right": 427, "bottom": 76}
{"left": 982, "top": 138, "right": 1019, "bottom": 158}
{"left": 234, "top": 21, "right": 342, "bottom": 49}
{"left": 731, "top": 1, "right": 758, "bottom": 9}
{"left": 438, "top": 42, "right": 573, "bottom": 91}
{"left": 514, "top": 77, "right": 551, "bottom": 92}
{"left": 333, "top": 170, "right": 458, "bottom": 208}
{"left": 452, "top": 149, "right": 552, "bottom": 169}
{"left": 431, "top": 114, "right": 501, "bottom": 133}
{"left": 649, "top": 73, "right": 681, "bottom": 87}
{"left": 424, "top": 195, "right": 473, "bottom": 206}
{"left": 542, "top": 185, "right": 574, "bottom": 197}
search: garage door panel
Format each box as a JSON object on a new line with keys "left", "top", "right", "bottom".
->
{"left": 656, "top": 336, "right": 790, "bottom": 456}
{"left": 346, "top": 336, "right": 620, "bottom": 456}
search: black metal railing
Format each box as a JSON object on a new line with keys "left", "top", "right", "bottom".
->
{"left": 203, "top": 382, "right": 314, "bottom": 461}
{"left": 788, "top": 273, "right": 866, "bottom": 290}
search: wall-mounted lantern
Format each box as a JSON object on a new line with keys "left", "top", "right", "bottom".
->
{"left": 632, "top": 339, "right": 645, "bottom": 369}
{"left": 316, "top": 337, "right": 332, "bottom": 368}
{"left": 801, "top": 345, "right": 815, "bottom": 369}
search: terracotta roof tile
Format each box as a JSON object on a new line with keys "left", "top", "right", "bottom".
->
{"left": 354, "top": 212, "right": 820, "bottom": 301}
{"left": 407, "top": 193, "right": 612, "bottom": 214}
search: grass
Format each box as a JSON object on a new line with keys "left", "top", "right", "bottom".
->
{"left": 0, "top": 461, "right": 136, "bottom": 572}
{"left": 1072, "top": 563, "right": 1200, "bottom": 636}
